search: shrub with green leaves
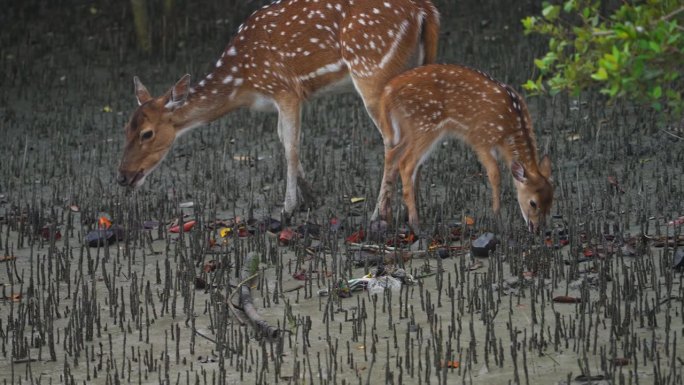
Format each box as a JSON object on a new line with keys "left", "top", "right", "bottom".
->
{"left": 522, "top": 0, "right": 684, "bottom": 117}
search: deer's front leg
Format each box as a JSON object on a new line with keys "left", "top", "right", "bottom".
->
{"left": 476, "top": 150, "right": 502, "bottom": 214}
{"left": 276, "top": 99, "right": 303, "bottom": 215}
{"left": 372, "top": 145, "right": 399, "bottom": 222}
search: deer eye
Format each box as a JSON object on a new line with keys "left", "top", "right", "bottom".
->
{"left": 529, "top": 200, "right": 537, "bottom": 209}
{"left": 140, "top": 130, "right": 154, "bottom": 141}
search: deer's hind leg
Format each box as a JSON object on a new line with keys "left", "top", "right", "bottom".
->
{"left": 397, "top": 133, "right": 443, "bottom": 230}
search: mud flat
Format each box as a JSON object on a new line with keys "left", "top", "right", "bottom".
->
{"left": 0, "top": 0, "right": 682, "bottom": 384}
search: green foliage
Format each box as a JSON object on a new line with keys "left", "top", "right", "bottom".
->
{"left": 522, "top": 0, "right": 684, "bottom": 116}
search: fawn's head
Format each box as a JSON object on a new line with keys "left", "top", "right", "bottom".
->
{"left": 511, "top": 155, "right": 553, "bottom": 233}
{"left": 117, "top": 75, "right": 191, "bottom": 188}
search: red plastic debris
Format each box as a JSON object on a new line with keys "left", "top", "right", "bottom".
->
{"left": 203, "top": 260, "right": 218, "bottom": 273}
{"left": 330, "top": 217, "right": 342, "bottom": 232}
{"left": 345, "top": 228, "right": 365, "bottom": 243}
{"left": 553, "top": 296, "right": 582, "bottom": 303}
{"left": 169, "top": 220, "right": 196, "bottom": 233}
{"left": 40, "top": 226, "right": 62, "bottom": 241}
{"left": 668, "top": 216, "right": 684, "bottom": 227}
{"left": 292, "top": 270, "right": 308, "bottom": 281}
{"left": 279, "top": 228, "right": 298, "bottom": 245}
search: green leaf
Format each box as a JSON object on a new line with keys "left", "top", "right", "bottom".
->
{"left": 542, "top": 4, "right": 561, "bottom": 21}
{"left": 651, "top": 86, "right": 662, "bottom": 99}
{"left": 563, "top": 0, "right": 576, "bottom": 13}
{"left": 523, "top": 79, "right": 536, "bottom": 90}
{"left": 648, "top": 41, "right": 661, "bottom": 53}
{"left": 521, "top": 16, "right": 536, "bottom": 31}
{"left": 591, "top": 67, "right": 608, "bottom": 81}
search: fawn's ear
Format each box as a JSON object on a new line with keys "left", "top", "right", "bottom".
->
{"left": 511, "top": 161, "right": 527, "bottom": 184}
{"left": 538, "top": 155, "right": 552, "bottom": 180}
{"left": 164, "top": 74, "right": 191, "bottom": 110}
{"left": 133, "top": 76, "right": 152, "bottom": 106}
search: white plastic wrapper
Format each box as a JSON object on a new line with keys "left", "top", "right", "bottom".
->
{"left": 367, "top": 276, "right": 402, "bottom": 295}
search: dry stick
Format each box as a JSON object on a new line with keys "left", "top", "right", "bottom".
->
{"left": 234, "top": 252, "right": 280, "bottom": 339}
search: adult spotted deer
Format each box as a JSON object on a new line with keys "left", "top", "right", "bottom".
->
{"left": 117, "top": 0, "right": 440, "bottom": 217}
{"left": 372, "top": 64, "right": 553, "bottom": 232}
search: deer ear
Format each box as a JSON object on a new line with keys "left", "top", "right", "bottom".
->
{"left": 538, "top": 154, "right": 552, "bottom": 180}
{"left": 165, "top": 74, "right": 191, "bottom": 110}
{"left": 133, "top": 76, "right": 152, "bottom": 106}
{"left": 511, "top": 161, "right": 527, "bottom": 184}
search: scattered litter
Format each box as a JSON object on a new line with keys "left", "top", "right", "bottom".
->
{"left": 335, "top": 279, "right": 352, "bottom": 298}
{"left": 3, "top": 293, "right": 21, "bottom": 302}
{"left": 203, "top": 260, "right": 219, "bottom": 273}
{"left": 553, "top": 296, "right": 582, "bottom": 304}
{"left": 346, "top": 228, "right": 365, "bottom": 244}
{"left": 674, "top": 248, "right": 684, "bottom": 269}
{"left": 296, "top": 222, "right": 321, "bottom": 238}
{"left": 350, "top": 197, "right": 365, "bottom": 204}
{"left": 169, "top": 220, "right": 196, "bottom": 233}
{"left": 292, "top": 270, "right": 308, "bottom": 281}
{"left": 98, "top": 215, "right": 112, "bottom": 229}
{"left": 179, "top": 201, "right": 194, "bottom": 208}
{"left": 386, "top": 226, "right": 415, "bottom": 247}
{"left": 471, "top": 232, "right": 497, "bottom": 257}
{"left": 85, "top": 225, "right": 124, "bottom": 247}
{"left": 367, "top": 275, "right": 402, "bottom": 295}
{"left": 195, "top": 277, "right": 208, "bottom": 290}
{"left": 468, "top": 261, "right": 483, "bottom": 271}
{"left": 439, "top": 360, "right": 460, "bottom": 369}
{"left": 261, "top": 217, "right": 282, "bottom": 234}
{"left": 40, "top": 226, "right": 62, "bottom": 241}
{"left": 278, "top": 228, "right": 298, "bottom": 245}
{"left": 329, "top": 217, "right": 342, "bottom": 232}
{"left": 668, "top": 216, "right": 684, "bottom": 227}
{"left": 219, "top": 227, "right": 232, "bottom": 237}
{"left": 143, "top": 220, "right": 159, "bottom": 229}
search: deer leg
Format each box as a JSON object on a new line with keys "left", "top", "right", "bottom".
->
{"left": 350, "top": 76, "right": 387, "bottom": 136}
{"left": 398, "top": 152, "right": 420, "bottom": 231}
{"left": 476, "top": 150, "right": 502, "bottom": 215}
{"left": 372, "top": 145, "right": 400, "bottom": 222}
{"left": 276, "top": 99, "right": 305, "bottom": 215}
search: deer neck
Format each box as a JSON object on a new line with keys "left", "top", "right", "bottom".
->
{"left": 170, "top": 59, "right": 252, "bottom": 135}
{"left": 501, "top": 124, "right": 541, "bottom": 176}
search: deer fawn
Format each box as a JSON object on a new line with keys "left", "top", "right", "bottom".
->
{"left": 117, "top": 0, "right": 440, "bottom": 217}
{"left": 371, "top": 64, "right": 553, "bottom": 232}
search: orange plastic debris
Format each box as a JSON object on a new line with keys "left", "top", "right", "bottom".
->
{"left": 98, "top": 216, "right": 112, "bottom": 229}
{"left": 440, "top": 360, "right": 460, "bottom": 368}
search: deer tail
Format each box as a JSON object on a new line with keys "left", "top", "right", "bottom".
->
{"left": 420, "top": 2, "right": 440, "bottom": 65}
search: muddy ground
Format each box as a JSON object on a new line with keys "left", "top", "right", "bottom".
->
{"left": 1, "top": 0, "right": 683, "bottom": 384}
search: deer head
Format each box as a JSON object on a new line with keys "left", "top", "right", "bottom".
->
{"left": 511, "top": 155, "right": 553, "bottom": 232}
{"left": 116, "top": 75, "right": 191, "bottom": 188}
